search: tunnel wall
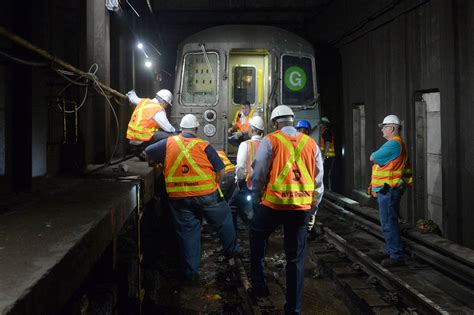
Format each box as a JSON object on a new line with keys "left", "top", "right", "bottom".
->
{"left": 308, "top": 0, "right": 473, "bottom": 247}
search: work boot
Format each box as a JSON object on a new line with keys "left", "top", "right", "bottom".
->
{"left": 138, "top": 151, "right": 147, "bottom": 161}
{"left": 248, "top": 284, "right": 270, "bottom": 298}
{"left": 381, "top": 258, "right": 405, "bottom": 267}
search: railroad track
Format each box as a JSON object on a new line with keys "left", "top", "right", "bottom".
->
{"left": 312, "top": 193, "right": 474, "bottom": 314}
{"left": 233, "top": 193, "right": 474, "bottom": 314}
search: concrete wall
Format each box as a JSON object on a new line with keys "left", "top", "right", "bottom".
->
{"left": 456, "top": 0, "right": 474, "bottom": 248}
{"left": 0, "top": 65, "right": 5, "bottom": 176}
{"left": 306, "top": 0, "right": 473, "bottom": 247}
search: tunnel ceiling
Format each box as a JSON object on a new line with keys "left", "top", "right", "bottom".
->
{"left": 135, "top": 0, "right": 403, "bottom": 46}
{"left": 144, "top": 0, "right": 334, "bottom": 42}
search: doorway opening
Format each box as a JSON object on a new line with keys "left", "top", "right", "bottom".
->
{"left": 414, "top": 91, "right": 443, "bottom": 232}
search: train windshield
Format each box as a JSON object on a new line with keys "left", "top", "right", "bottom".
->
{"left": 281, "top": 55, "right": 315, "bottom": 106}
{"left": 180, "top": 52, "right": 219, "bottom": 106}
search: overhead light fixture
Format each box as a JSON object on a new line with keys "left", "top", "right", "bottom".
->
{"left": 137, "top": 43, "right": 143, "bottom": 49}
{"left": 145, "top": 60, "right": 152, "bottom": 68}
{"left": 105, "top": 0, "right": 120, "bottom": 11}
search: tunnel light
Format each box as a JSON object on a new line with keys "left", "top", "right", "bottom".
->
{"left": 137, "top": 42, "right": 144, "bottom": 49}
{"left": 105, "top": 0, "right": 120, "bottom": 11}
{"left": 145, "top": 60, "right": 152, "bottom": 68}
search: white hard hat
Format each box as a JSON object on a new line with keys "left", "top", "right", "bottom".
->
{"left": 320, "top": 116, "right": 330, "bottom": 124}
{"left": 249, "top": 116, "right": 264, "bottom": 131}
{"left": 270, "top": 105, "right": 294, "bottom": 121}
{"left": 378, "top": 114, "right": 400, "bottom": 127}
{"left": 156, "top": 89, "right": 173, "bottom": 106}
{"left": 180, "top": 114, "right": 200, "bottom": 129}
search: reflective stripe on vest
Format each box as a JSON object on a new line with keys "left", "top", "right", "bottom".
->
{"left": 164, "top": 136, "right": 218, "bottom": 197}
{"left": 126, "top": 99, "right": 163, "bottom": 141}
{"left": 234, "top": 109, "right": 255, "bottom": 133}
{"left": 245, "top": 139, "right": 261, "bottom": 190}
{"left": 217, "top": 151, "right": 235, "bottom": 174}
{"left": 320, "top": 127, "right": 335, "bottom": 158}
{"left": 370, "top": 136, "right": 414, "bottom": 189}
{"left": 262, "top": 131, "right": 316, "bottom": 210}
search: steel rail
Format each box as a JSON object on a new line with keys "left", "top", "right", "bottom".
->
{"left": 322, "top": 225, "right": 450, "bottom": 315}
{"left": 324, "top": 191, "right": 474, "bottom": 269}
{"left": 322, "top": 197, "right": 474, "bottom": 287}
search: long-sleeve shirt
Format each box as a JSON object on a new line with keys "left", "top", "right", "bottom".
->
{"left": 370, "top": 138, "right": 401, "bottom": 192}
{"left": 235, "top": 135, "right": 263, "bottom": 182}
{"left": 144, "top": 132, "right": 224, "bottom": 173}
{"left": 251, "top": 126, "right": 324, "bottom": 209}
{"left": 127, "top": 92, "right": 176, "bottom": 133}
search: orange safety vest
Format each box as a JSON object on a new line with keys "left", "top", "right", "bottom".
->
{"left": 217, "top": 150, "right": 236, "bottom": 174}
{"left": 126, "top": 99, "right": 164, "bottom": 141}
{"left": 164, "top": 135, "right": 218, "bottom": 198}
{"left": 368, "top": 136, "right": 413, "bottom": 197}
{"left": 233, "top": 109, "right": 256, "bottom": 133}
{"left": 245, "top": 139, "right": 261, "bottom": 190}
{"left": 320, "top": 127, "right": 335, "bottom": 158}
{"left": 262, "top": 130, "right": 317, "bottom": 211}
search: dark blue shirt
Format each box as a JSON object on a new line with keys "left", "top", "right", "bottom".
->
{"left": 144, "top": 132, "right": 224, "bottom": 172}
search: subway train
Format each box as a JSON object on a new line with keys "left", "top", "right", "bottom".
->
{"left": 170, "top": 25, "right": 320, "bottom": 154}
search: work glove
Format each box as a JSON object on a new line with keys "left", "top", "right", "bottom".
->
{"left": 126, "top": 90, "right": 136, "bottom": 100}
{"left": 228, "top": 133, "right": 239, "bottom": 140}
{"left": 307, "top": 212, "right": 316, "bottom": 231}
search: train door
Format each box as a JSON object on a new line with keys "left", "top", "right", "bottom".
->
{"left": 415, "top": 92, "right": 443, "bottom": 231}
{"left": 227, "top": 52, "right": 269, "bottom": 154}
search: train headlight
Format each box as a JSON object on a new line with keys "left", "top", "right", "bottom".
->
{"left": 204, "top": 109, "right": 217, "bottom": 122}
{"left": 203, "top": 124, "right": 216, "bottom": 137}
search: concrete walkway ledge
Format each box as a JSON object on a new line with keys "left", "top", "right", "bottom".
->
{"left": 0, "top": 178, "right": 138, "bottom": 315}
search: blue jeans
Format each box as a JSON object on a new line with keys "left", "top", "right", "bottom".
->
{"left": 169, "top": 191, "right": 240, "bottom": 279}
{"left": 249, "top": 204, "right": 310, "bottom": 315}
{"left": 377, "top": 187, "right": 404, "bottom": 260}
{"left": 229, "top": 184, "right": 254, "bottom": 228}
{"left": 323, "top": 157, "right": 334, "bottom": 191}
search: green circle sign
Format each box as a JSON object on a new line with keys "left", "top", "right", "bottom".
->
{"left": 284, "top": 66, "right": 307, "bottom": 91}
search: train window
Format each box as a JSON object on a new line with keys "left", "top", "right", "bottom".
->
{"left": 233, "top": 66, "right": 256, "bottom": 105}
{"left": 281, "top": 55, "right": 315, "bottom": 106}
{"left": 180, "top": 52, "right": 219, "bottom": 106}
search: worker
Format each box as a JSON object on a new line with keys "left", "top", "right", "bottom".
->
{"left": 295, "top": 119, "right": 312, "bottom": 135}
{"left": 228, "top": 100, "right": 256, "bottom": 147}
{"left": 250, "top": 105, "right": 324, "bottom": 314}
{"left": 228, "top": 115, "right": 265, "bottom": 228}
{"left": 126, "top": 89, "right": 176, "bottom": 145}
{"left": 296, "top": 119, "right": 320, "bottom": 241}
{"left": 319, "top": 116, "right": 335, "bottom": 190}
{"left": 217, "top": 150, "right": 236, "bottom": 202}
{"left": 368, "top": 114, "right": 413, "bottom": 267}
{"left": 144, "top": 114, "right": 240, "bottom": 282}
